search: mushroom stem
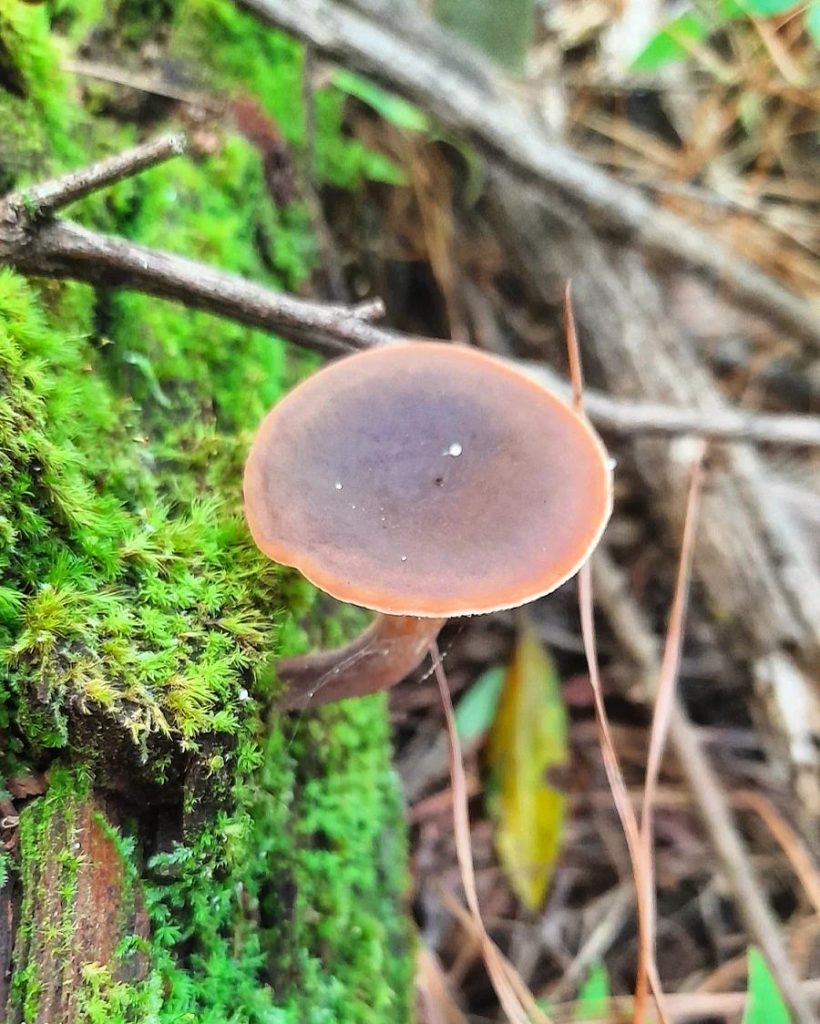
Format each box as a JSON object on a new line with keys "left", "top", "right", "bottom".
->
{"left": 277, "top": 614, "right": 447, "bottom": 710}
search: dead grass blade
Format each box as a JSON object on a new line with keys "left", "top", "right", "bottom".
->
{"left": 416, "top": 943, "right": 471, "bottom": 1024}
{"left": 430, "top": 641, "right": 553, "bottom": 1024}
{"left": 562, "top": 282, "right": 584, "bottom": 412}
{"left": 734, "top": 789, "right": 820, "bottom": 915}
{"left": 565, "top": 282, "right": 670, "bottom": 1024}
{"left": 577, "top": 564, "right": 669, "bottom": 1024}
{"left": 639, "top": 442, "right": 706, "bottom": 1021}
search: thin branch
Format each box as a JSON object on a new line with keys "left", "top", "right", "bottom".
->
{"left": 6, "top": 134, "right": 187, "bottom": 218}
{"left": 1, "top": 142, "right": 818, "bottom": 446}
{"left": 480, "top": 277, "right": 820, "bottom": 449}
{"left": 0, "top": 219, "right": 396, "bottom": 361}
{"left": 523, "top": 367, "right": 820, "bottom": 448}
{"left": 235, "top": 0, "right": 820, "bottom": 351}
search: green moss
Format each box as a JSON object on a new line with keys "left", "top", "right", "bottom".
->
{"left": 76, "top": 963, "right": 164, "bottom": 1024}
{"left": 133, "top": 695, "right": 410, "bottom": 1024}
{"left": 173, "top": 0, "right": 405, "bottom": 187}
{"left": 0, "top": 268, "right": 284, "bottom": 763}
{"left": 1, "top": 2, "right": 412, "bottom": 1019}
{"left": 0, "top": 3, "right": 81, "bottom": 186}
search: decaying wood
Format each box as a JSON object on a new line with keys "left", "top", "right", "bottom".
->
{"left": 235, "top": 0, "right": 820, "bottom": 351}
{"left": 485, "top": 170, "right": 820, "bottom": 831}
{"left": 7, "top": 793, "right": 149, "bottom": 1023}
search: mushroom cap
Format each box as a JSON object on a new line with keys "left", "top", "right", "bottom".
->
{"left": 244, "top": 342, "right": 612, "bottom": 618}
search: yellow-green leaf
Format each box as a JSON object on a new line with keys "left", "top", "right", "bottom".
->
{"left": 486, "top": 626, "right": 568, "bottom": 910}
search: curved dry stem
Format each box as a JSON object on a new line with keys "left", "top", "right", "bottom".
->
{"left": 276, "top": 613, "right": 446, "bottom": 710}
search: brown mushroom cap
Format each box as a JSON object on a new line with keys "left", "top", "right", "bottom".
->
{"left": 244, "top": 342, "right": 612, "bottom": 617}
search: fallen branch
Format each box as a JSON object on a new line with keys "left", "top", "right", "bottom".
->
{"left": 0, "top": 218, "right": 392, "bottom": 361}
{"left": 1, "top": 144, "right": 817, "bottom": 449}
{"left": 525, "top": 364, "right": 820, "bottom": 448}
{"left": 235, "top": 0, "right": 820, "bottom": 350}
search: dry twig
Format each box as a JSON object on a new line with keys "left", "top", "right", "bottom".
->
{"left": 523, "top": 364, "right": 820, "bottom": 449}
{"left": 5, "top": 134, "right": 186, "bottom": 218}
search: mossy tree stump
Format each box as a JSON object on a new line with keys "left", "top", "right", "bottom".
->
{"left": 0, "top": 3, "right": 412, "bottom": 1021}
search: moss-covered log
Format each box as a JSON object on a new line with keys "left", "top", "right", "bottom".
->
{"left": 0, "top": 3, "right": 412, "bottom": 1021}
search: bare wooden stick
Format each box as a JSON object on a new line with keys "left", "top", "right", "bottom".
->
{"left": 0, "top": 219, "right": 397, "bottom": 361}
{"left": 235, "top": 0, "right": 820, "bottom": 350}
{"left": 2, "top": 142, "right": 818, "bottom": 448}
{"left": 2, "top": 218, "right": 817, "bottom": 447}
{"left": 6, "top": 134, "right": 186, "bottom": 218}
{"left": 591, "top": 547, "right": 816, "bottom": 1024}
{"left": 523, "top": 363, "right": 820, "bottom": 448}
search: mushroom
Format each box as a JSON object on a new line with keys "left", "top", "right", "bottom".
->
{"left": 244, "top": 342, "right": 612, "bottom": 711}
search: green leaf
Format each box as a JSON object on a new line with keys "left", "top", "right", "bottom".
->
{"left": 575, "top": 963, "right": 610, "bottom": 1021}
{"left": 632, "top": 12, "right": 709, "bottom": 70}
{"left": 333, "top": 69, "right": 430, "bottom": 133}
{"left": 742, "top": 948, "right": 792, "bottom": 1024}
{"left": 806, "top": 2, "right": 820, "bottom": 45}
{"left": 433, "top": 0, "right": 536, "bottom": 72}
{"left": 455, "top": 665, "right": 505, "bottom": 744}
{"left": 719, "top": 0, "right": 751, "bottom": 18}
{"left": 486, "top": 627, "right": 568, "bottom": 909}
{"left": 359, "top": 150, "right": 407, "bottom": 185}
{"left": 742, "top": 0, "right": 799, "bottom": 14}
